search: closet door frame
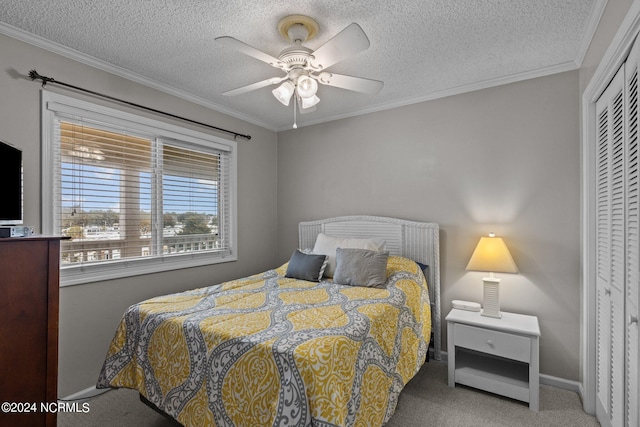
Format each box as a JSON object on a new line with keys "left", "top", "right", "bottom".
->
{"left": 623, "top": 36, "right": 640, "bottom": 427}
{"left": 582, "top": 0, "right": 640, "bottom": 416}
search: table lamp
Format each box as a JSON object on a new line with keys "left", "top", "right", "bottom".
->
{"left": 465, "top": 232, "right": 518, "bottom": 318}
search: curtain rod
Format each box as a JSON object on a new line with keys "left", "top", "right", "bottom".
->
{"left": 28, "top": 69, "right": 251, "bottom": 140}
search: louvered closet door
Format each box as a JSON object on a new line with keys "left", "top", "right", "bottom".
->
{"left": 624, "top": 37, "right": 640, "bottom": 427}
{"left": 595, "top": 65, "right": 625, "bottom": 427}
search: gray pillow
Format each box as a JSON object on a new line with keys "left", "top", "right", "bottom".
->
{"left": 333, "top": 248, "right": 389, "bottom": 288}
{"left": 285, "top": 250, "right": 328, "bottom": 282}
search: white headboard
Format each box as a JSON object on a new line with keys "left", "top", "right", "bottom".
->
{"left": 298, "top": 215, "right": 441, "bottom": 360}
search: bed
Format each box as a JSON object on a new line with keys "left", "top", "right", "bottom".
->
{"left": 97, "top": 215, "right": 441, "bottom": 426}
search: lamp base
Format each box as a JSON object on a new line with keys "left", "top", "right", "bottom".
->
{"left": 481, "top": 277, "right": 502, "bottom": 318}
{"left": 481, "top": 310, "right": 502, "bottom": 319}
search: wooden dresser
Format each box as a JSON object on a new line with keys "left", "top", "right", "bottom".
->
{"left": 0, "top": 236, "right": 62, "bottom": 427}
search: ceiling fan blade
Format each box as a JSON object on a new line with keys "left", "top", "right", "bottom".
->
{"left": 317, "top": 72, "right": 383, "bottom": 94}
{"left": 223, "top": 77, "right": 287, "bottom": 96}
{"left": 308, "top": 23, "right": 370, "bottom": 71}
{"left": 216, "top": 36, "right": 284, "bottom": 69}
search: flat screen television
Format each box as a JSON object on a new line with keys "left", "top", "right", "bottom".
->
{"left": 0, "top": 140, "right": 23, "bottom": 225}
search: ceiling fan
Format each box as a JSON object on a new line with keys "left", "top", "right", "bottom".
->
{"left": 215, "top": 15, "right": 383, "bottom": 127}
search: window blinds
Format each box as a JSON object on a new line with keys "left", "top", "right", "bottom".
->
{"left": 53, "top": 118, "right": 231, "bottom": 267}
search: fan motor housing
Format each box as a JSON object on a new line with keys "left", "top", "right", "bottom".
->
{"left": 278, "top": 46, "right": 313, "bottom": 70}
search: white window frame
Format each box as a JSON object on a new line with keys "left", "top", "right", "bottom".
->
{"left": 41, "top": 91, "right": 237, "bottom": 286}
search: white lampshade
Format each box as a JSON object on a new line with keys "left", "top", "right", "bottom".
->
{"left": 300, "top": 94, "right": 320, "bottom": 109}
{"left": 466, "top": 235, "right": 518, "bottom": 274}
{"left": 466, "top": 233, "right": 518, "bottom": 318}
{"left": 296, "top": 75, "right": 318, "bottom": 98}
{"left": 272, "top": 81, "right": 295, "bottom": 106}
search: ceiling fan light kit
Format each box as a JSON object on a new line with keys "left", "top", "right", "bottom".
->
{"left": 216, "top": 14, "right": 384, "bottom": 128}
{"left": 272, "top": 81, "right": 295, "bottom": 106}
{"left": 296, "top": 75, "right": 318, "bottom": 98}
{"left": 300, "top": 94, "right": 320, "bottom": 109}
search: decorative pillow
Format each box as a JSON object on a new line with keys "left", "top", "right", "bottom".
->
{"left": 333, "top": 248, "right": 389, "bottom": 288}
{"left": 285, "top": 250, "right": 328, "bottom": 282}
{"left": 312, "top": 233, "right": 386, "bottom": 278}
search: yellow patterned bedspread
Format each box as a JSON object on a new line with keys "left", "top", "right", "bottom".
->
{"left": 97, "top": 256, "right": 431, "bottom": 427}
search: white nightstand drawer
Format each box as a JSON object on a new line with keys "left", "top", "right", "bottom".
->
{"left": 454, "top": 323, "right": 531, "bottom": 363}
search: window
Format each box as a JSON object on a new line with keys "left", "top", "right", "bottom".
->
{"left": 42, "top": 92, "right": 237, "bottom": 285}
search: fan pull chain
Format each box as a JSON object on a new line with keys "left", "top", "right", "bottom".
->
{"left": 293, "top": 97, "right": 298, "bottom": 129}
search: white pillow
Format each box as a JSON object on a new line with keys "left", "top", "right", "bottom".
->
{"left": 312, "top": 233, "right": 385, "bottom": 278}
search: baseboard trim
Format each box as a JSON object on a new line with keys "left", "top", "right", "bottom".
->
{"left": 60, "top": 385, "right": 110, "bottom": 402}
{"left": 540, "top": 374, "right": 581, "bottom": 393}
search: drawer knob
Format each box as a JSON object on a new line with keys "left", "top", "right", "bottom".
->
{"left": 486, "top": 339, "right": 495, "bottom": 348}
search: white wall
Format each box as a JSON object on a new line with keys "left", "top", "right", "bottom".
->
{"left": 277, "top": 71, "right": 581, "bottom": 380}
{"left": 0, "top": 33, "right": 279, "bottom": 396}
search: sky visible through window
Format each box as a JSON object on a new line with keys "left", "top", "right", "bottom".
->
{"left": 61, "top": 163, "right": 218, "bottom": 216}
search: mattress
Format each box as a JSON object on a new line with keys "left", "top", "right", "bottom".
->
{"left": 96, "top": 255, "right": 431, "bottom": 427}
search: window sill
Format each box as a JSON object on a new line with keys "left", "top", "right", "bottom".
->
{"left": 60, "top": 251, "right": 237, "bottom": 287}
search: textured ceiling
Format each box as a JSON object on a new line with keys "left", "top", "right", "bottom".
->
{"left": 0, "top": 0, "right": 603, "bottom": 131}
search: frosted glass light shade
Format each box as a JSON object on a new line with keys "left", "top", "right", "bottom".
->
{"left": 300, "top": 94, "right": 320, "bottom": 109}
{"left": 296, "top": 75, "right": 318, "bottom": 98}
{"left": 466, "top": 236, "right": 518, "bottom": 273}
{"left": 272, "top": 81, "right": 295, "bottom": 106}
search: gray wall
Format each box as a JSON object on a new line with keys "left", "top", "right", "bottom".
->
{"left": 0, "top": 33, "right": 279, "bottom": 396}
{"left": 277, "top": 71, "right": 581, "bottom": 380}
{"left": 580, "top": 0, "right": 633, "bottom": 94}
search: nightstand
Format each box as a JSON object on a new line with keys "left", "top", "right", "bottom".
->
{"left": 446, "top": 308, "right": 540, "bottom": 411}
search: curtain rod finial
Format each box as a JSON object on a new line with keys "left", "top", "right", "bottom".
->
{"left": 28, "top": 69, "right": 54, "bottom": 88}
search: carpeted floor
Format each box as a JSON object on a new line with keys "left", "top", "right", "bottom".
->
{"left": 58, "top": 360, "right": 600, "bottom": 427}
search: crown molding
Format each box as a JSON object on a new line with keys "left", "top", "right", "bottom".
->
{"left": 280, "top": 59, "right": 580, "bottom": 131}
{"left": 574, "top": 0, "right": 608, "bottom": 67}
{"left": 0, "top": 22, "right": 278, "bottom": 132}
{"left": 1, "top": 20, "right": 584, "bottom": 134}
